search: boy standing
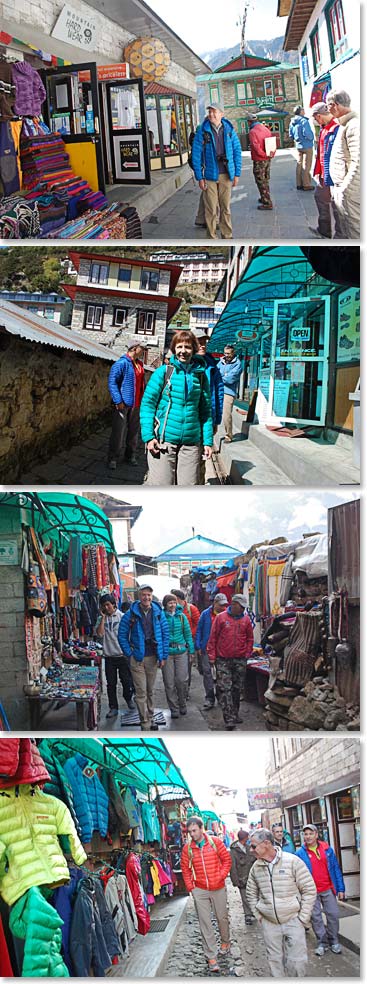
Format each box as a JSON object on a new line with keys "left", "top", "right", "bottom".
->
{"left": 95, "top": 594, "right": 135, "bottom": 719}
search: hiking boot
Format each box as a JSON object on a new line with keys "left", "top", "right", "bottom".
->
{"left": 225, "top": 724, "right": 236, "bottom": 731}
{"left": 170, "top": 710, "right": 180, "bottom": 719}
{"left": 179, "top": 706, "right": 187, "bottom": 715}
{"left": 126, "top": 699, "right": 135, "bottom": 710}
{"left": 107, "top": 459, "right": 117, "bottom": 470}
{"left": 224, "top": 435, "right": 232, "bottom": 442}
{"left": 203, "top": 697, "right": 215, "bottom": 710}
{"left": 106, "top": 708, "right": 118, "bottom": 718}
{"left": 257, "top": 204, "right": 273, "bottom": 210}
{"left": 236, "top": 714, "right": 244, "bottom": 724}
{"left": 129, "top": 455, "right": 138, "bottom": 465}
{"left": 219, "top": 942, "right": 231, "bottom": 955}
{"left": 208, "top": 958, "right": 220, "bottom": 973}
{"left": 331, "top": 944, "right": 342, "bottom": 954}
{"left": 296, "top": 185, "right": 303, "bottom": 189}
{"left": 314, "top": 944, "right": 328, "bottom": 956}
{"left": 150, "top": 722, "right": 159, "bottom": 731}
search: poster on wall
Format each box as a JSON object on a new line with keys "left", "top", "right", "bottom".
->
{"left": 120, "top": 139, "right": 142, "bottom": 172}
{"left": 113, "top": 134, "right": 147, "bottom": 181}
{"left": 273, "top": 379, "right": 291, "bottom": 417}
{"left": 51, "top": 5, "right": 98, "bottom": 50}
{"left": 337, "top": 288, "right": 360, "bottom": 363}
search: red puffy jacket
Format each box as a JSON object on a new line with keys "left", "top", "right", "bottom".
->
{"left": 207, "top": 608, "right": 254, "bottom": 663}
{"left": 182, "top": 602, "right": 200, "bottom": 635}
{"left": 248, "top": 122, "right": 274, "bottom": 161}
{"left": 181, "top": 834, "right": 232, "bottom": 892}
{"left": 0, "top": 739, "right": 50, "bottom": 788}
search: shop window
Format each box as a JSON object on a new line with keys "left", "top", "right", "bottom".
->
{"left": 177, "top": 95, "right": 188, "bottom": 152}
{"left": 113, "top": 307, "right": 128, "bottom": 327}
{"left": 306, "top": 798, "right": 329, "bottom": 840}
{"left": 209, "top": 85, "right": 220, "bottom": 104}
{"left": 184, "top": 97, "right": 194, "bottom": 142}
{"left": 136, "top": 310, "right": 156, "bottom": 334}
{"left": 336, "top": 790, "right": 354, "bottom": 820}
{"left": 44, "top": 308, "right": 55, "bottom": 319}
{"left": 273, "top": 77, "right": 284, "bottom": 97}
{"left": 310, "top": 25, "right": 322, "bottom": 75}
{"left": 110, "top": 84, "right": 141, "bottom": 130}
{"left": 159, "top": 96, "right": 179, "bottom": 157}
{"left": 85, "top": 305, "right": 104, "bottom": 330}
{"left": 301, "top": 46, "right": 310, "bottom": 84}
{"left": 326, "top": 0, "right": 348, "bottom": 61}
{"left": 90, "top": 263, "right": 108, "bottom": 285}
{"left": 118, "top": 266, "right": 132, "bottom": 286}
{"left": 289, "top": 805, "right": 303, "bottom": 847}
{"left": 140, "top": 269, "right": 160, "bottom": 292}
{"left": 145, "top": 94, "right": 161, "bottom": 159}
{"left": 264, "top": 79, "right": 274, "bottom": 100}
{"left": 236, "top": 82, "right": 246, "bottom": 102}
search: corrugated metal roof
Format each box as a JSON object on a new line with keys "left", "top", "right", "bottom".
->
{"left": 0, "top": 298, "right": 115, "bottom": 362}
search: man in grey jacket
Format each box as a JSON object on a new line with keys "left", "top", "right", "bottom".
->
{"left": 326, "top": 89, "right": 360, "bottom": 239}
{"left": 246, "top": 828, "right": 316, "bottom": 977}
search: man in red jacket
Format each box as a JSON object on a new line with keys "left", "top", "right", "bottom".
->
{"left": 247, "top": 113, "right": 275, "bottom": 210}
{"left": 181, "top": 816, "right": 232, "bottom": 972}
{"left": 207, "top": 594, "right": 254, "bottom": 730}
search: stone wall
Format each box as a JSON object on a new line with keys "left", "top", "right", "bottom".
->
{"left": 0, "top": 336, "right": 112, "bottom": 481}
{"left": 0, "top": 510, "right": 29, "bottom": 729}
{"left": 70, "top": 292, "right": 168, "bottom": 361}
{"left": 5, "top": 0, "right": 198, "bottom": 95}
{"left": 266, "top": 737, "right": 360, "bottom": 803}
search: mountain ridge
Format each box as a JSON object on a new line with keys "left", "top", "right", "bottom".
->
{"left": 200, "top": 36, "right": 298, "bottom": 71}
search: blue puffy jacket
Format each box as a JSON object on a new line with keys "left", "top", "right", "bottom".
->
{"left": 289, "top": 115, "right": 314, "bottom": 150}
{"left": 205, "top": 354, "right": 224, "bottom": 426}
{"left": 108, "top": 354, "right": 142, "bottom": 408}
{"left": 63, "top": 753, "right": 109, "bottom": 843}
{"left": 195, "top": 605, "right": 215, "bottom": 651}
{"left": 118, "top": 600, "right": 169, "bottom": 664}
{"left": 296, "top": 842, "right": 345, "bottom": 894}
{"left": 191, "top": 117, "right": 242, "bottom": 182}
{"left": 218, "top": 356, "right": 242, "bottom": 396}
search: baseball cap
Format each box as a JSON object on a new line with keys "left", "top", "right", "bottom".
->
{"left": 310, "top": 101, "right": 328, "bottom": 116}
{"left": 139, "top": 584, "right": 153, "bottom": 592}
{"left": 207, "top": 101, "right": 224, "bottom": 113}
{"left": 214, "top": 593, "right": 228, "bottom": 604}
{"left": 303, "top": 823, "right": 318, "bottom": 833}
{"left": 231, "top": 594, "right": 247, "bottom": 609}
{"left": 246, "top": 113, "right": 258, "bottom": 122}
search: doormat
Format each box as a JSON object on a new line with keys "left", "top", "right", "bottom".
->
{"left": 266, "top": 426, "right": 307, "bottom": 438}
{"left": 148, "top": 919, "right": 170, "bottom": 933}
{"left": 119, "top": 708, "right": 166, "bottom": 727}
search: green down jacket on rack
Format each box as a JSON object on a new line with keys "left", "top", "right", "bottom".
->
{"left": 38, "top": 739, "right": 82, "bottom": 838}
{"left": 0, "top": 785, "right": 87, "bottom": 906}
{"left": 9, "top": 886, "right": 69, "bottom": 977}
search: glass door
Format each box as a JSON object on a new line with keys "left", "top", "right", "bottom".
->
{"left": 269, "top": 296, "right": 330, "bottom": 425}
{"left": 44, "top": 63, "right": 105, "bottom": 193}
{"left": 105, "top": 78, "right": 150, "bottom": 184}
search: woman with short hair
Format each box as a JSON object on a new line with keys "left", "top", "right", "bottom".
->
{"left": 161, "top": 594, "right": 194, "bottom": 718}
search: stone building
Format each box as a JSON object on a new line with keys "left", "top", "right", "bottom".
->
{"left": 64, "top": 251, "right": 183, "bottom": 363}
{"left": 196, "top": 54, "right": 302, "bottom": 148}
{"left": 266, "top": 736, "right": 360, "bottom": 899}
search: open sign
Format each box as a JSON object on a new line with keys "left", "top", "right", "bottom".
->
{"left": 291, "top": 327, "right": 311, "bottom": 341}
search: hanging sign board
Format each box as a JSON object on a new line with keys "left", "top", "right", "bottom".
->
{"left": 0, "top": 538, "right": 19, "bottom": 565}
{"left": 247, "top": 788, "right": 282, "bottom": 810}
{"left": 79, "top": 64, "right": 130, "bottom": 83}
{"left": 291, "top": 327, "right": 311, "bottom": 341}
{"left": 51, "top": 5, "right": 98, "bottom": 50}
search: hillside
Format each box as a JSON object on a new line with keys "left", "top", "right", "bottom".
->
{"left": 0, "top": 246, "right": 228, "bottom": 294}
{"left": 200, "top": 37, "right": 298, "bottom": 71}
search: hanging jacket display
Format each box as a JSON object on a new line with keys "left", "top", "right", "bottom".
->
{"left": 12, "top": 62, "right": 46, "bottom": 117}
{"left": 69, "top": 876, "right": 120, "bottom": 977}
{"left": 125, "top": 853, "right": 150, "bottom": 935}
{"left": 104, "top": 872, "right": 138, "bottom": 954}
{"left": 0, "top": 738, "right": 50, "bottom": 789}
{"left": 9, "top": 886, "right": 69, "bottom": 977}
{"left": 51, "top": 867, "right": 84, "bottom": 975}
{"left": 0, "top": 784, "right": 87, "bottom": 906}
{"left": 63, "top": 753, "right": 109, "bottom": 843}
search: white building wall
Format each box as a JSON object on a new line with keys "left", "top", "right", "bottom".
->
{"left": 297, "top": 0, "right": 360, "bottom": 110}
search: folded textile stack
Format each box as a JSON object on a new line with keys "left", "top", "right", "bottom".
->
{"left": 21, "top": 134, "right": 72, "bottom": 190}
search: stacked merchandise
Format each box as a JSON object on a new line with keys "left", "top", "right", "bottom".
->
{"left": 0, "top": 739, "right": 179, "bottom": 976}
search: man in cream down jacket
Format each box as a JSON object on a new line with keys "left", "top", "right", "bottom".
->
{"left": 326, "top": 88, "right": 360, "bottom": 239}
{"left": 246, "top": 828, "right": 316, "bottom": 977}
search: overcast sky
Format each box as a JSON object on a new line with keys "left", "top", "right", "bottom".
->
{"left": 163, "top": 734, "right": 270, "bottom": 815}
{"left": 107, "top": 489, "right": 358, "bottom": 557}
{"left": 149, "top": 0, "right": 287, "bottom": 53}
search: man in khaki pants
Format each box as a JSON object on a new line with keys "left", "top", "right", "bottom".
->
{"left": 118, "top": 586, "right": 169, "bottom": 731}
{"left": 246, "top": 828, "right": 316, "bottom": 977}
{"left": 181, "top": 816, "right": 232, "bottom": 973}
{"left": 191, "top": 103, "right": 242, "bottom": 239}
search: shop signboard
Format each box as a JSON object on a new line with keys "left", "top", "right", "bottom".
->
{"left": 0, "top": 538, "right": 19, "bottom": 565}
{"left": 51, "top": 5, "right": 98, "bottom": 50}
{"left": 119, "top": 138, "right": 142, "bottom": 172}
{"left": 290, "top": 327, "right": 311, "bottom": 342}
{"left": 214, "top": 302, "right": 226, "bottom": 317}
{"left": 79, "top": 65, "right": 130, "bottom": 83}
{"left": 273, "top": 379, "right": 290, "bottom": 416}
{"left": 247, "top": 788, "right": 282, "bottom": 810}
{"left": 337, "top": 287, "right": 360, "bottom": 363}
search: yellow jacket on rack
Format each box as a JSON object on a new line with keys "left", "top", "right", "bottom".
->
{"left": 0, "top": 784, "right": 87, "bottom": 905}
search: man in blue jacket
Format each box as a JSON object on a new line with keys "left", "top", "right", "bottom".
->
{"left": 296, "top": 823, "right": 345, "bottom": 956}
{"left": 191, "top": 102, "right": 242, "bottom": 239}
{"left": 217, "top": 345, "right": 242, "bottom": 441}
{"left": 195, "top": 592, "right": 228, "bottom": 708}
{"left": 118, "top": 585, "right": 169, "bottom": 731}
{"left": 194, "top": 331, "right": 224, "bottom": 431}
{"left": 107, "top": 343, "right": 146, "bottom": 470}
{"left": 289, "top": 105, "right": 314, "bottom": 191}
{"left": 271, "top": 822, "right": 296, "bottom": 853}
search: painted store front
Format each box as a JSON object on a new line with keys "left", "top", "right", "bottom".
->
{"left": 209, "top": 247, "right": 360, "bottom": 436}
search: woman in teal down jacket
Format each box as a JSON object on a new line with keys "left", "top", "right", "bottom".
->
{"left": 140, "top": 330, "right": 213, "bottom": 485}
{"left": 162, "top": 594, "right": 194, "bottom": 718}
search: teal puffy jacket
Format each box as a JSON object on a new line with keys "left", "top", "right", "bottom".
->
{"left": 165, "top": 606, "right": 195, "bottom": 655}
{"left": 140, "top": 356, "right": 213, "bottom": 447}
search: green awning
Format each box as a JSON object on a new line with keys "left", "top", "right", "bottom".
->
{"left": 208, "top": 246, "right": 339, "bottom": 353}
{"left": 0, "top": 491, "right": 116, "bottom": 552}
{"left": 45, "top": 737, "right": 192, "bottom": 796}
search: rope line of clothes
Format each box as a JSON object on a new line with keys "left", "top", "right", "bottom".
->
{"left": 0, "top": 738, "right": 189, "bottom": 977}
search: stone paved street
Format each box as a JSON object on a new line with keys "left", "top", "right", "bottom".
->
{"left": 165, "top": 882, "right": 360, "bottom": 977}
{"left": 142, "top": 150, "right": 321, "bottom": 241}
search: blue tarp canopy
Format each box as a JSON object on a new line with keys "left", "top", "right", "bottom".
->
{"left": 156, "top": 534, "right": 241, "bottom": 562}
{"left": 208, "top": 246, "right": 339, "bottom": 353}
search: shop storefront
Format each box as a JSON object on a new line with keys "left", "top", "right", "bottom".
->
{"left": 285, "top": 784, "right": 360, "bottom": 900}
{"left": 145, "top": 85, "right": 196, "bottom": 171}
{"left": 209, "top": 247, "right": 360, "bottom": 435}
{"left": 0, "top": 736, "right": 193, "bottom": 976}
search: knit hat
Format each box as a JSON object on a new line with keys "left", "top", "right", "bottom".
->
{"left": 310, "top": 101, "right": 329, "bottom": 116}
{"left": 231, "top": 594, "right": 247, "bottom": 608}
{"left": 303, "top": 823, "right": 318, "bottom": 833}
{"left": 214, "top": 593, "right": 228, "bottom": 605}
